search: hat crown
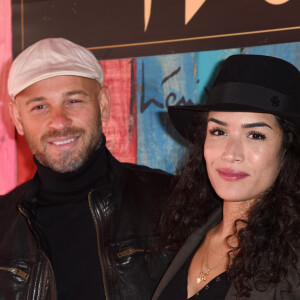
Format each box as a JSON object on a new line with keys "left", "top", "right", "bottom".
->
{"left": 205, "top": 54, "right": 300, "bottom": 117}
{"left": 212, "top": 54, "right": 300, "bottom": 99}
{"left": 8, "top": 38, "right": 104, "bottom": 99}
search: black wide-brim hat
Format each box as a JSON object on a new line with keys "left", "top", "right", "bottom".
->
{"left": 168, "top": 54, "right": 300, "bottom": 141}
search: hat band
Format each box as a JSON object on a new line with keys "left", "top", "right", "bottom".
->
{"left": 208, "top": 82, "right": 296, "bottom": 113}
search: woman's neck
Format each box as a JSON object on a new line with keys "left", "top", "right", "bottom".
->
{"left": 208, "top": 199, "right": 256, "bottom": 254}
{"left": 219, "top": 199, "right": 255, "bottom": 236}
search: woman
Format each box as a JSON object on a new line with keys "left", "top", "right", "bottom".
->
{"left": 153, "top": 54, "right": 300, "bottom": 299}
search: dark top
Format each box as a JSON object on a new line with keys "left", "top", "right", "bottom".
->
{"left": 35, "top": 138, "right": 108, "bottom": 300}
{"left": 159, "top": 243, "right": 230, "bottom": 300}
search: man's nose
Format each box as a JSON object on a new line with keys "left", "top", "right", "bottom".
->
{"left": 48, "top": 108, "right": 72, "bottom": 130}
{"left": 221, "top": 137, "right": 244, "bottom": 163}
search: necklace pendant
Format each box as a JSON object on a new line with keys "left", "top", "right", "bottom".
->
{"left": 196, "top": 269, "right": 210, "bottom": 283}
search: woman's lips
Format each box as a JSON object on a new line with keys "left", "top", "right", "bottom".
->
{"left": 217, "top": 168, "right": 250, "bottom": 182}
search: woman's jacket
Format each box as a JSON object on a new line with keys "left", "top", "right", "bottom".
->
{"left": 152, "top": 208, "right": 300, "bottom": 300}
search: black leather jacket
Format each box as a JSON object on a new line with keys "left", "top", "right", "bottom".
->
{"left": 0, "top": 152, "right": 174, "bottom": 300}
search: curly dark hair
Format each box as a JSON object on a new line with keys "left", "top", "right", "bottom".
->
{"left": 160, "top": 112, "right": 300, "bottom": 297}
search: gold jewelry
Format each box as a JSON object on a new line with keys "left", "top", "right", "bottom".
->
{"left": 207, "top": 226, "right": 228, "bottom": 257}
{"left": 196, "top": 223, "right": 223, "bottom": 284}
{"left": 196, "top": 268, "right": 210, "bottom": 283}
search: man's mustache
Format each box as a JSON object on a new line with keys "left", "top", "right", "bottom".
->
{"left": 41, "top": 127, "right": 85, "bottom": 141}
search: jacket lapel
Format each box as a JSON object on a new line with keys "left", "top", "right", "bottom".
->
{"left": 152, "top": 207, "right": 222, "bottom": 299}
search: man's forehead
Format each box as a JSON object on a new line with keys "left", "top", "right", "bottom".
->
{"left": 15, "top": 75, "right": 99, "bottom": 102}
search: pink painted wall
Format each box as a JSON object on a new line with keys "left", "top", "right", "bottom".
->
{"left": 0, "top": 0, "right": 17, "bottom": 195}
{"left": 102, "top": 59, "right": 137, "bottom": 164}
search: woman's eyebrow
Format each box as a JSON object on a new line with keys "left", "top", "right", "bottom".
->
{"left": 207, "top": 118, "right": 228, "bottom": 126}
{"left": 208, "top": 118, "right": 273, "bottom": 129}
{"left": 242, "top": 122, "right": 272, "bottom": 129}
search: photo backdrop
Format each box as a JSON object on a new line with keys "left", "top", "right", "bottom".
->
{"left": 1, "top": 0, "right": 300, "bottom": 194}
{"left": 12, "top": 0, "right": 300, "bottom": 59}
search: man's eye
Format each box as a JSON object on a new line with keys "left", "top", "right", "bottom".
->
{"left": 209, "top": 128, "right": 226, "bottom": 136}
{"left": 69, "top": 99, "right": 82, "bottom": 104}
{"left": 248, "top": 131, "right": 266, "bottom": 140}
{"left": 32, "top": 105, "right": 45, "bottom": 111}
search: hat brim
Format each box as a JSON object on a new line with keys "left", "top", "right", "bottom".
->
{"left": 168, "top": 104, "right": 300, "bottom": 143}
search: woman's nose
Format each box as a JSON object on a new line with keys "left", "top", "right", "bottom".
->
{"left": 221, "top": 138, "right": 244, "bottom": 163}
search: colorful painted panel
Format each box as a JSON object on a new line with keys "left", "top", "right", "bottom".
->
{"left": 101, "top": 59, "right": 137, "bottom": 163}
{"left": 136, "top": 53, "right": 197, "bottom": 174}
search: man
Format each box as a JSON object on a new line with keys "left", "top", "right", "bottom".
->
{"left": 0, "top": 38, "right": 173, "bottom": 300}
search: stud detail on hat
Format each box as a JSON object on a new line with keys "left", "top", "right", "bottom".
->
{"left": 270, "top": 96, "right": 280, "bottom": 107}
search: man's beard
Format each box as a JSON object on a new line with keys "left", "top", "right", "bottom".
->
{"left": 24, "top": 122, "right": 102, "bottom": 173}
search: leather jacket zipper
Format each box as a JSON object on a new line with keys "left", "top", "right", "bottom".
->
{"left": 0, "top": 266, "right": 29, "bottom": 280}
{"left": 18, "top": 205, "right": 56, "bottom": 299}
{"left": 41, "top": 263, "right": 49, "bottom": 300}
{"left": 88, "top": 193, "right": 109, "bottom": 300}
{"left": 117, "top": 248, "right": 145, "bottom": 258}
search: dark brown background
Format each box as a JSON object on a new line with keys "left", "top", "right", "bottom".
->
{"left": 12, "top": 0, "right": 300, "bottom": 59}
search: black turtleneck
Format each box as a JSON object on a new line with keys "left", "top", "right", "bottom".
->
{"left": 35, "top": 139, "right": 108, "bottom": 300}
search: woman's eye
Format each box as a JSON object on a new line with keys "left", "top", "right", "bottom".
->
{"left": 209, "top": 128, "right": 226, "bottom": 136}
{"left": 248, "top": 131, "right": 266, "bottom": 140}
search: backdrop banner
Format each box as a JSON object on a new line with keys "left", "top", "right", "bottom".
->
{"left": 12, "top": 0, "right": 300, "bottom": 59}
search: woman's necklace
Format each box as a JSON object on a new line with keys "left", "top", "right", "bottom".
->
{"left": 196, "top": 223, "right": 225, "bottom": 284}
{"left": 197, "top": 242, "right": 210, "bottom": 283}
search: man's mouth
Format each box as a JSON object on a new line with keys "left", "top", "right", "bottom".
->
{"left": 48, "top": 136, "right": 80, "bottom": 149}
{"left": 50, "top": 137, "right": 78, "bottom": 146}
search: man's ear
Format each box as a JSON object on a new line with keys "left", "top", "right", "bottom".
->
{"left": 9, "top": 100, "right": 25, "bottom": 136}
{"left": 98, "top": 86, "right": 110, "bottom": 122}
